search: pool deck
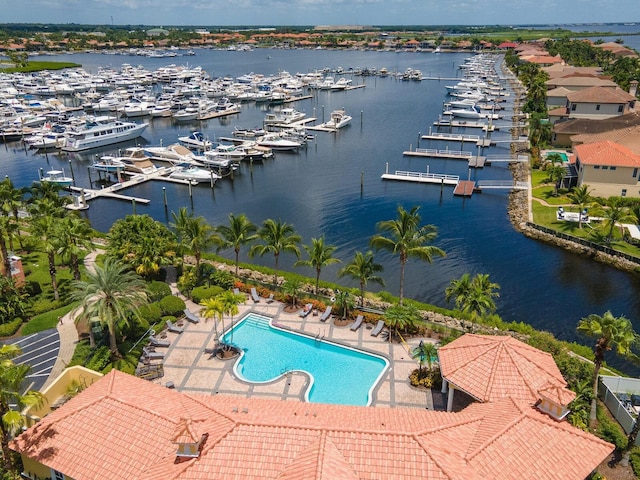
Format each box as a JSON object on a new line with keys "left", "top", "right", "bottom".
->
{"left": 150, "top": 297, "right": 467, "bottom": 410}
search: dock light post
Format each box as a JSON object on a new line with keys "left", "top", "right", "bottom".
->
{"left": 322, "top": 105, "right": 325, "bottom": 123}
{"left": 417, "top": 132, "right": 421, "bottom": 149}
{"left": 210, "top": 172, "right": 215, "bottom": 190}
{"left": 68, "top": 159, "right": 76, "bottom": 185}
{"left": 132, "top": 198, "right": 136, "bottom": 215}
{"left": 162, "top": 186, "right": 167, "bottom": 207}
{"left": 188, "top": 179, "right": 193, "bottom": 198}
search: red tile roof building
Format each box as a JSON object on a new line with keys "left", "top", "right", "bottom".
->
{"left": 12, "top": 369, "right": 612, "bottom": 480}
{"left": 575, "top": 140, "right": 640, "bottom": 197}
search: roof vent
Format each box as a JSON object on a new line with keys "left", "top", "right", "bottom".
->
{"left": 172, "top": 417, "right": 207, "bottom": 461}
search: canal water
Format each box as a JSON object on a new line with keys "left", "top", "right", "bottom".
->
{"left": 2, "top": 47, "right": 639, "bottom": 373}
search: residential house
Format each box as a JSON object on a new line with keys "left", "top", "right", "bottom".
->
{"left": 11, "top": 367, "right": 613, "bottom": 480}
{"left": 552, "top": 111, "right": 640, "bottom": 146}
{"left": 574, "top": 140, "right": 640, "bottom": 198}
{"left": 571, "top": 124, "right": 640, "bottom": 155}
{"left": 545, "top": 75, "right": 618, "bottom": 92}
{"left": 564, "top": 86, "right": 636, "bottom": 119}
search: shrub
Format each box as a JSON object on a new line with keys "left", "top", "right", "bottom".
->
{"left": 596, "top": 404, "right": 628, "bottom": 450}
{"left": 30, "top": 298, "right": 63, "bottom": 316}
{"left": 158, "top": 295, "right": 186, "bottom": 317}
{"left": 630, "top": 447, "right": 640, "bottom": 478}
{"left": 84, "top": 346, "right": 112, "bottom": 372}
{"left": 0, "top": 318, "right": 22, "bottom": 337}
{"left": 191, "top": 285, "right": 224, "bottom": 304}
{"left": 24, "top": 280, "right": 42, "bottom": 296}
{"left": 137, "top": 303, "right": 162, "bottom": 325}
{"left": 409, "top": 368, "right": 442, "bottom": 389}
{"left": 147, "top": 281, "right": 172, "bottom": 302}
{"left": 208, "top": 270, "right": 235, "bottom": 290}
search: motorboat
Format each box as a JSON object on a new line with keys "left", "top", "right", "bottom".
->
{"left": 257, "top": 133, "right": 302, "bottom": 151}
{"left": 109, "top": 147, "right": 159, "bottom": 175}
{"left": 61, "top": 116, "right": 148, "bottom": 152}
{"left": 172, "top": 108, "right": 198, "bottom": 122}
{"left": 205, "top": 143, "right": 246, "bottom": 161}
{"left": 326, "top": 110, "right": 352, "bottom": 129}
{"left": 178, "top": 131, "right": 212, "bottom": 150}
{"left": 442, "top": 103, "right": 483, "bottom": 120}
{"left": 24, "top": 130, "right": 67, "bottom": 150}
{"left": 150, "top": 103, "right": 172, "bottom": 117}
{"left": 329, "top": 78, "right": 352, "bottom": 90}
{"left": 92, "top": 156, "right": 126, "bottom": 173}
{"left": 39, "top": 168, "right": 73, "bottom": 187}
{"left": 169, "top": 164, "right": 220, "bottom": 184}
{"left": 144, "top": 143, "right": 202, "bottom": 165}
{"left": 263, "top": 108, "right": 306, "bottom": 125}
{"left": 122, "top": 98, "right": 154, "bottom": 117}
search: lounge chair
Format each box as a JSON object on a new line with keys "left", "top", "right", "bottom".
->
{"left": 251, "top": 287, "right": 260, "bottom": 303}
{"left": 370, "top": 319, "right": 385, "bottom": 337}
{"left": 319, "top": 306, "right": 332, "bottom": 322}
{"left": 183, "top": 308, "right": 200, "bottom": 324}
{"left": 350, "top": 315, "right": 364, "bottom": 332}
{"left": 166, "top": 320, "right": 184, "bottom": 334}
{"left": 299, "top": 303, "right": 313, "bottom": 318}
{"left": 266, "top": 293, "right": 274, "bottom": 304}
{"left": 143, "top": 347, "right": 165, "bottom": 360}
{"left": 149, "top": 335, "right": 170, "bottom": 348}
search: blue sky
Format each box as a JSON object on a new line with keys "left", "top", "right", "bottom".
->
{"left": 0, "top": 0, "right": 635, "bottom": 26}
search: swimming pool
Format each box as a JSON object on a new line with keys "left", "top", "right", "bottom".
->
{"left": 546, "top": 151, "right": 569, "bottom": 162}
{"left": 221, "top": 313, "right": 389, "bottom": 406}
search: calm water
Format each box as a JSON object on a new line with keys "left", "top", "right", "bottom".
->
{"left": 221, "top": 313, "right": 389, "bottom": 405}
{"left": 3, "top": 48, "right": 640, "bottom": 373}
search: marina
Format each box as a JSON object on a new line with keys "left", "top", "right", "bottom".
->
{"left": 1, "top": 48, "right": 639, "bottom": 373}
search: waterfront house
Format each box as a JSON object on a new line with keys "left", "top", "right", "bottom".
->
{"left": 12, "top": 368, "right": 613, "bottom": 480}
{"left": 552, "top": 111, "right": 640, "bottom": 147}
{"left": 565, "top": 86, "right": 636, "bottom": 120}
{"left": 570, "top": 124, "right": 640, "bottom": 155}
{"left": 574, "top": 140, "right": 640, "bottom": 198}
{"left": 545, "top": 75, "right": 619, "bottom": 92}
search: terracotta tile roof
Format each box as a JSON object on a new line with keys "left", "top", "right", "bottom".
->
{"left": 11, "top": 370, "right": 612, "bottom": 480}
{"left": 566, "top": 86, "right": 636, "bottom": 104}
{"left": 571, "top": 125, "right": 640, "bottom": 154}
{"left": 538, "top": 383, "right": 576, "bottom": 405}
{"left": 553, "top": 111, "right": 640, "bottom": 135}
{"left": 438, "top": 334, "right": 571, "bottom": 405}
{"left": 574, "top": 140, "right": 640, "bottom": 167}
{"left": 546, "top": 76, "right": 618, "bottom": 89}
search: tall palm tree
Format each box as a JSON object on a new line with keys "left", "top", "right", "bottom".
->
{"left": 0, "top": 215, "right": 11, "bottom": 280}
{"left": 0, "top": 344, "right": 43, "bottom": 472}
{"left": 547, "top": 164, "right": 566, "bottom": 196}
{"left": 576, "top": 311, "right": 638, "bottom": 427}
{"left": 295, "top": 236, "right": 341, "bottom": 294}
{"left": 57, "top": 215, "right": 94, "bottom": 281}
{"left": 281, "top": 279, "right": 302, "bottom": 309}
{"left": 370, "top": 206, "right": 445, "bottom": 305}
{"left": 171, "top": 208, "right": 218, "bottom": 271}
{"left": 170, "top": 207, "right": 192, "bottom": 264}
{"left": 334, "top": 289, "right": 355, "bottom": 321}
{"left": 567, "top": 185, "right": 592, "bottom": 229}
{"left": 31, "top": 214, "right": 62, "bottom": 301}
{"left": 200, "top": 296, "right": 225, "bottom": 339}
{"left": 71, "top": 258, "right": 149, "bottom": 357}
{"left": 0, "top": 178, "right": 25, "bottom": 252}
{"left": 249, "top": 219, "right": 301, "bottom": 286}
{"left": 383, "top": 304, "right": 420, "bottom": 343}
{"left": 337, "top": 250, "right": 385, "bottom": 307}
{"left": 217, "top": 290, "right": 246, "bottom": 342}
{"left": 465, "top": 274, "right": 500, "bottom": 320}
{"left": 216, "top": 213, "right": 258, "bottom": 277}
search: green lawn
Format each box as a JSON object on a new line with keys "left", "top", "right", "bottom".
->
{"left": 0, "top": 61, "right": 81, "bottom": 73}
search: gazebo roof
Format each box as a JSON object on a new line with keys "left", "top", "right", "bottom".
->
{"left": 438, "top": 334, "right": 573, "bottom": 405}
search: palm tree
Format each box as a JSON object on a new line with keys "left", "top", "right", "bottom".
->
{"left": 249, "top": 219, "right": 301, "bottom": 286}
{"left": 71, "top": 258, "right": 149, "bottom": 357}
{"left": 370, "top": 206, "right": 445, "bottom": 305}
{"left": 337, "top": 250, "right": 385, "bottom": 307}
{"left": 31, "top": 214, "right": 62, "bottom": 301}
{"left": 411, "top": 341, "right": 438, "bottom": 378}
{"left": 383, "top": 304, "right": 420, "bottom": 343}
{"left": 547, "top": 164, "right": 566, "bottom": 196}
{"left": 465, "top": 274, "right": 500, "bottom": 320}
{"left": 171, "top": 208, "right": 218, "bottom": 271}
{"left": 57, "top": 215, "right": 94, "bottom": 281}
{"left": 0, "top": 215, "right": 11, "bottom": 280}
{"left": 334, "top": 289, "right": 355, "bottom": 321}
{"left": 602, "top": 197, "right": 631, "bottom": 243}
{"left": 576, "top": 311, "right": 638, "bottom": 427}
{"left": 170, "top": 207, "right": 192, "bottom": 264}
{"left": 200, "top": 296, "right": 225, "bottom": 339}
{"left": 0, "top": 344, "right": 43, "bottom": 472}
{"left": 216, "top": 213, "right": 258, "bottom": 277}
{"left": 445, "top": 273, "right": 473, "bottom": 311}
{"left": 281, "top": 279, "right": 302, "bottom": 309}
{"left": 567, "top": 185, "right": 592, "bottom": 229}
{"left": 217, "top": 290, "right": 246, "bottom": 342}
{"left": 295, "top": 236, "right": 341, "bottom": 294}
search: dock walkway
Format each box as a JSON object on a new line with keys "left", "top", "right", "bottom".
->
{"left": 381, "top": 170, "right": 459, "bottom": 185}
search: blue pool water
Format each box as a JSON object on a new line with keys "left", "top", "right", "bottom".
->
{"left": 221, "top": 313, "right": 389, "bottom": 406}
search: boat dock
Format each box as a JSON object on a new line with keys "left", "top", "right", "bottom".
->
{"left": 433, "top": 119, "right": 496, "bottom": 131}
{"left": 453, "top": 181, "right": 476, "bottom": 197}
{"left": 403, "top": 147, "right": 486, "bottom": 168}
{"left": 381, "top": 170, "right": 459, "bottom": 185}
{"left": 344, "top": 84, "right": 366, "bottom": 91}
{"left": 196, "top": 108, "right": 240, "bottom": 120}
{"left": 67, "top": 167, "right": 200, "bottom": 207}
{"left": 420, "top": 132, "right": 492, "bottom": 147}
{"left": 283, "top": 95, "right": 313, "bottom": 104}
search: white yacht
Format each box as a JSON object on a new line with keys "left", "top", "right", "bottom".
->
{"left": 61, "top": 117, "right": 148, "bottom": 152}
{"left": 326, "top": 110, "right": 352, "bottom": 129}
{"left": 169, "top": 164, "right": 220, "bottom": 184}
{"left": 178, "top": 131, "right": 212, "bottom": 150}
{"left": 263, "top": 108, "right": 306, "bottom": 125}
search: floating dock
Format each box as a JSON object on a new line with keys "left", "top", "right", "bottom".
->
{"left": 453, "top": 181, "right": 476, "bottom": 196}
{"left": 403, "top": 147, "right": 486, "bottom": 168}
{"left": 381, "top": 170, "right": 459, "bottom": 185}
{"left": 196, "top": 107, "right": 240, "bottom": 120}
{"left": 433, "top": 119, "right": 496, "bottom": 131}
{"left": 420, "top": 132, "right": 492, "bottom": 147}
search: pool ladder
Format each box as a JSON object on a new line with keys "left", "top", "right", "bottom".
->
{"left": 314, "top": 332, "right": 325, "bottom": 344}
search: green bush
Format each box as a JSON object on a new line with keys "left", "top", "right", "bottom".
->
{"left": 159, "top": 295, "right": 186, "bottom": 317}
{"left": 24, "top": 280, "right": 42, "bottom": 296}
{"left": 630, "top": 447, "right": 640, "bottom": 477}
{"left": 147, "top": 281, "right": 172, "bottom": 302}
{"left": 30, "top": 298, "right": 63, "bottom": 316}
{"left": 191, "top": 285, "right": 224, "bottom": 304}
{"left": 0, "top": 318, "right": 22, "bottom": 337}
{"left": 596, "top": 405, "right": 628, "bottom": 450}
{"left": 137, "top": 303, "right": 162, "bottom": 325}
{"left": 208, "top": 270, "right": 235, "bottom": 290}
{"left": 85, "top": 346, "right": 112, "bottom": 372}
